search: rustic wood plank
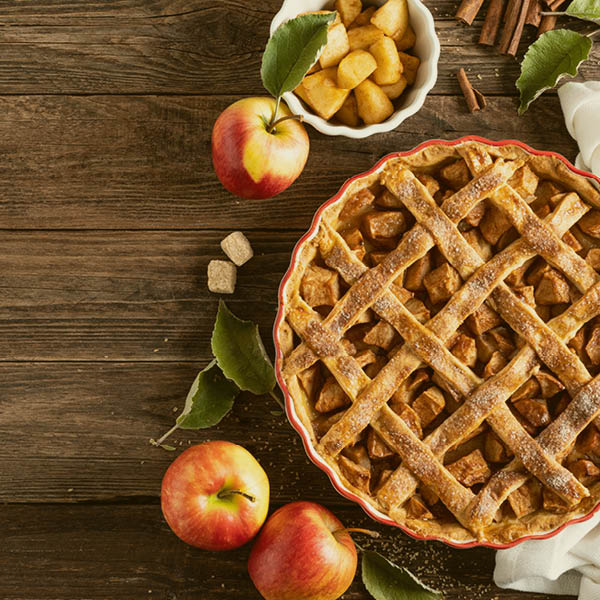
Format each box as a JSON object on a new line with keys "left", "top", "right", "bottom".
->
{"left": 0, "top": 361, "right": 339, "bottom": 504}
{"left": 0, "top": 95, "right": 580, "bottom": 230}
{"left": 0, "top": 503, "right": 576, "bottom": 599}
{"left": 0, "top": 0, "right": 597, "bottom": 95}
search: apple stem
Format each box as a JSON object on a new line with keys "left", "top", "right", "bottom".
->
{"left": 333, "top": 527, "right": 381, "bottom": 539}
{"left": 150, "top": 422, "right": 180, "bottom": 448}
{"left": 217, "top": 489, "right": 256, "bottom": 503}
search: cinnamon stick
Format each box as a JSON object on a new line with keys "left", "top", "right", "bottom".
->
{"left": 498, "top": 0, "right": 523, "bottom": 53}
{"left": 507, "top": 0, "right": 531, "bottom": 55}
{"left": 456, "top": 0, "right": 486, "bottom": 25}
{"left": 537, "top": 14, "right": 557, "bottom": 35}
{"left": 457, "top": 68, "right": 487, "bottom": 112}
{"left": 525, "top": 0, "right": 542, "bottom": 26}
{"left": 548, "top": 0, "right": 567, "bottom": 10}
{"left": 480, "top": 0, "right": 506, "bottom": 45}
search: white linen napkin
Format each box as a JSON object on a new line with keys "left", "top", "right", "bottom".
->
{"left": 558, "top": 81, "right": 600, "bottom": 177}
{"left": 494, "top": 511, "right": 600, "bottom": 599}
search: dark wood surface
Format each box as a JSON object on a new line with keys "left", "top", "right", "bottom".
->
{"left": 2, "top": 0, "right": 598, "bottom": 598}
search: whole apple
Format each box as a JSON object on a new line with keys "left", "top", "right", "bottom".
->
{"left": 212, "top": 97, "right": 309, "bottom": 199}
{"left": 161, "top": 441, "right": 269, "bottom": 551}
{"left": 248, "top": 501, "right": 357, "bottom": 600}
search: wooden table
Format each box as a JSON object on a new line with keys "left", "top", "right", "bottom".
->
{"left": 1, "top": 0, "right": 598, "bottom": 598}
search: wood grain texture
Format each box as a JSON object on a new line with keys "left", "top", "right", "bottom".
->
{"left": 0, "top": 503, "right": 576, "bottom": 600}
{"left": 0, "top": 0, "right": 597, "bottom": 95}
{"left": 0, "top": 95, "right": 581, "bottom": 230}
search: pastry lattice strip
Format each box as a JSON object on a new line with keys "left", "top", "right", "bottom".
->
{"left": 284, "top": 152, "right": 600, "bottom": 532}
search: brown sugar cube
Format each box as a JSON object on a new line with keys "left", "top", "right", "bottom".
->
{"left": 512, "top": 285, "right": 536, "bottom": 307}
{"left": 412, "top": 386, "right": 445, "bottom": 427}
{"left": 447, "top": 449, "right": 492, "bottom": 487}
{"left": 207, "top": 259, "right": 237, "bottom": 294}
{"left": 480, "top": 205, "right": 513, "bottom": 245}
{"left": 393, "top": 403, "right": 423, "bottom": 438}
{"left": 363, "top": 320, "right": 397, "bottom": 350}
{"left": 535, "top": 372, "right": 565, "bottom": 398}
{"left": 363, "top": 211, "right": 406, "bottom": 239}
{"left": 586, "top": 248, "right": 600, "bottom": 270}
{"left": 405, "top": 297, "right": 430, "bottom": 324}
{"left": 562, "top": 231, "right": 583, "bottom": 253}
{"left": 535, "top": 270, "right": 570, "bottom": 305}
{"left": 483, "top": 351, "right": 507, "bottom": 378}
{"left": 355, "top": 349, "right": 377, "bottom": 368}
{"left": 569, "top": 459, "right": 600, "bottom": 485}
{"left": 338, "top": 454, "right": 371, "bottom": 493}
{"left": 484, "top": 431, "right": 512, "bottom": 463}
{"left": 367, "top": 428, "right": 394, "bottom": 459}
{"left": 450, "top": 333, "right": 477, "bottom": 368}
{"left": 342, "top": 227, "right": 366, "bottom": 261}
{"left": 586, "top": 326, "right": 600, "bottom": 365}
{"left": 543, "top": 488, "right": 571, "bottom": 514}
{"left": 512, "top": 378, "right": 541, "bottom": 402}
{"left": 508, "top": 165, "right": 539, "bottom": 200}
{"left": 220, "top": 231, "right": 253, "bottom": 266}
{"left": 578, "top": 425, "right": 600, "bottom": 459}
{"left": 508, "top": 480, "right": 542, "bottom": 518}
{"left": 578, "top": 210, "right": 600, "bottom": 238}
{"left": 488, "top": 327, "right": 515, "bottom": 357}
{"left": 376, "top": 188, "right": 402, "bottom": 208}
{"left": 464, "top": 202, "right": 487, "bottom": 228}
{"left": 404, "top": 254, "right": 431, "bottom": 292}
{"left": 315, "top": 377, "right": 351, "bottom": 413}
{"left": 467, "top": 303, "right": 502, "bottom": 336}
{"left": 535, "top": 180, "right": 563, "bottom": 203}
{"left": 424, "top": 263, "right": 461, "bottom": 305}
{"left": 301, "top": 266, "right": 340, "bottom": 307}
{"left": 339, "top": 187, "right": 375, "bottom": 222}
{"left": 462, "top": 228, "right": 492, "bottom": 259}
{"left": 416, "top": 174, "right": 440, "bottom": 197}
{"left": 439, "top": 159, "right": 471, "bottom": 191}
{"left": 514, "top": 398, "right": 551, "bottom": 428}
{"left": 298, "top": 364, "right": 321, "bottom": 401}
{"left": 407, "top": 496, "right": 434, "bottom": 520}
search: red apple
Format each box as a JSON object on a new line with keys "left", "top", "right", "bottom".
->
{"left": 161, "top": 441, "right": 269, "bottom": 551}
{"left": 248, "top": 501, "right": 357, "bottom": 600}
{"left": 212, "top": 97, "right": 310, "bottom": 199}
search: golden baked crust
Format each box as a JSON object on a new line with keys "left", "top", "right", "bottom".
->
{"left": 277, "top": 141, "right": 600, "bottom": 546}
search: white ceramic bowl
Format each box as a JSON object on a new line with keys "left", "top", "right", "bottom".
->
{"left": 270, "top": 0, "right": 440, "bottom": 138}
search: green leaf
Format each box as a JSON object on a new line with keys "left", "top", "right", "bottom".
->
{"left": 261, "top": 12, "right": 336, "bottom": 99}
{"left": 517, "top": 29, "right": 592, "bottom": 114}
{"left": 362, "top": 551, "right": 443, "bottom": 600}
{"left": 211, "top": 300, "right": 276, "bottom": 395}
{"left": 176, "top": 359, "right": 240, "bottom": 429}
{"left": 160, "top": 444, "right": 177, "bottom": 452}
{"left": 566, "top": 0, "right": 600, "bottom": 23}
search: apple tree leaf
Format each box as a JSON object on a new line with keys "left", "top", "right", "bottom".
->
{"left": 566, "top": 0, "right": 600, "bottom": 23}
{"left": 261, "top": 12, "right": 336, "bottom": 99}
{"left": 517, "top": 29, "right": 592, "bottom": 114}
{"left": 211, "top": 300, "right": 276, "bottom": 395}
{"left": 362, "top": 551, "right": 444, "bottom": 600}
{"left": 176, "top": 359, "right": 240, "bottom": 429}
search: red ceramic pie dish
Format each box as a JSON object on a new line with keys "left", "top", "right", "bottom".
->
{"left": 273, "top": 136, "right": 600, "bottom": 549}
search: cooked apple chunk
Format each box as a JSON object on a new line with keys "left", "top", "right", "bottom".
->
{"left": 398, "top": 52, "right": 420, "bottom": 84}
{"left": 337, "top": 49, "right": 377, "bottom": 89}
{"left": 335, "top": 94, "right": 360, "bottom": 127}
{"left": 350, "top": 6, "right": 376, "bottom": 27}
{"left": 371, "top": 0, "right": 409, "bottom": 37}
{"left": 348, "top": 24, "right": 385, "bottom": 51}
{"left": 302, "top": 70, "right": 350, "bottom": 120}
{"left": 424, "top": 263, "right": 461, "bottom": 305}
{"left": 393, "top": 24, "right": 417, "bottom": 51}
{"left": 335, "top": 0, "right": 362, "bottom": 27}
{"left": 369, "top": 36, "right": 403, "bottom": 85}
{"left": 316, "top": 377, "right": 350, "bottom": 413}
{"left": 412, "top": 386, "right": 445, "bottom": 427}
{"left": 300, "top": 265, "right": 340, "bottom": 307}
{"left": 355, "top": 79, "right": 394, "bottom": 124}
{"left": 363, "top": 210, "right": 406, "bottom": 239}
{"left": 319, "top": 22, "right": 351, "bottom": 68}
{"left": 447, "top": 450, "right": 492, "bottom": 487}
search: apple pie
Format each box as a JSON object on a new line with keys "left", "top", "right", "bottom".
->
{"left": 276, "top": 139, "right": 600, "bottom": 545}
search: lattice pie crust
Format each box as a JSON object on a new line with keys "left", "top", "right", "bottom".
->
{"left": 277, "top": 141, "right": 600, "bottom": 545}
